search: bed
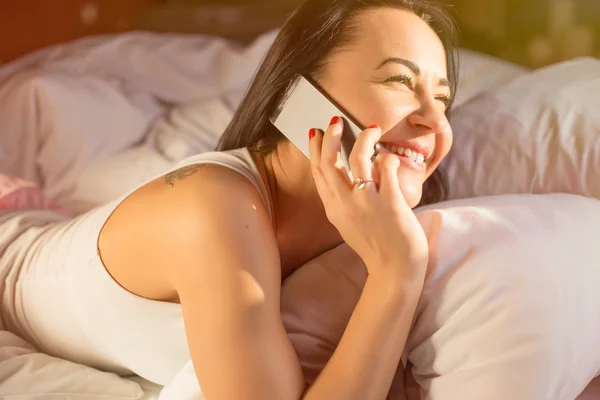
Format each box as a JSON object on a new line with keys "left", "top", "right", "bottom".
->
{"left": 1, "top": 8, "right": 600, "bottom": 400}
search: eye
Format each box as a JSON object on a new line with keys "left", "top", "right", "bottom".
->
{"left": 384, "top": 74, "right": 414, "bottom": 89}
{"left": 436, "top": 94, "right": 452, "bottom": 108}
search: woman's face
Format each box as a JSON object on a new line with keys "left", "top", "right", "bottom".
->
{"left": 319, "top": 7, "right": 453, "bottom": 208}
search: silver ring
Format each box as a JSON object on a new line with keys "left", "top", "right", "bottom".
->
{"left": 353, "top": 177, "right": 374, "bottom": 190}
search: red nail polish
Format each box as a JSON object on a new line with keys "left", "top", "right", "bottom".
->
{"left": 309, "top": 128, "right": 316, "bottom": 139}
{"left": 330, "top": 116, "right": 340, "bottom": 125}
{"left": 368, "top": 124, "right": 379, "bottom": 129}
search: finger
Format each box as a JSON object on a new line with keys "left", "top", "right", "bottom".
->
{"left": 308, "top": 128, "right": 334, "bottom": 204}
{"left": 348, "top": 124, "right": 382, "bottom": 185}
{"left": 308, "top": 127, "right": 323, "bottom": 169}
{"left": 377, "top": 154, "right": 406, "bottom": 204}
{"left": 320, "top": 116, "right": 351, "bottom": 194}
{"left": 320, "top": 116, "right": 343, "bottom": 168}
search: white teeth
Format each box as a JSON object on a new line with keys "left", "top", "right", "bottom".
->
{"left": 397, "top": 146, "right": 424, "bottom": 164}
{"left": 382, "top": 144, "right": 426, "bottom": 165}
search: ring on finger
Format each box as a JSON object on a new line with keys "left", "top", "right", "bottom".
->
{"left": 353, "top": 177, "right": 375, "bottom": 190}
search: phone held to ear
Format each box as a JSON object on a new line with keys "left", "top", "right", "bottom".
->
{"left": 270, "top": 75, "right": 379, "bottom": 172}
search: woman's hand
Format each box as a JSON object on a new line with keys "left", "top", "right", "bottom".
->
{"left": 308, "top": 116, "right": 429, "bottom": 283}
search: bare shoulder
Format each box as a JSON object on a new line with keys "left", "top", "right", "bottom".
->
{"left": 99, "top": 163, "right": 278, "bottom": 302}
{"left": 162, "top": 162, "right": 263, "bottom": 198}
{"left": 122, "top": 162, "right": 270, "bottom": 225}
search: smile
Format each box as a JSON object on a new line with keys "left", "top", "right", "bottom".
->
{"left": 381, "top": 143, "right": 427, "bottom": 171}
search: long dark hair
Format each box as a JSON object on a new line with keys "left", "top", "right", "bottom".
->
{"left": 218, "top": 0, "right": 459, "bottom": 206}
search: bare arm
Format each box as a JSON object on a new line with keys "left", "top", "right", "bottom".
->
{"left": 303, "top": 271, "right": 417, "bottom": 400}
{"left": 162, "top": 167, "right": 304, "bottom": 400}
{"left": 156, "top": 166, "right": 419, "bottom": 400}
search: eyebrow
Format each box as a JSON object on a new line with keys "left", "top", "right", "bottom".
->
{"left": 376, "top": 57, "right": 451, "bottom": 88}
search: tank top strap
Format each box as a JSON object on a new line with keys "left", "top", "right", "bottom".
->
{"left": 170, "top": 148, "right": 273, "bottom": 223}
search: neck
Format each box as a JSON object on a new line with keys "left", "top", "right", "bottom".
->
{"left": 252, "top": 142, "right": 344, "bottom": 278}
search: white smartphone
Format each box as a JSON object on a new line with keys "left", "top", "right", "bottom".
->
{"left": 270, "top": 75, "right": 378, "bottom": 171}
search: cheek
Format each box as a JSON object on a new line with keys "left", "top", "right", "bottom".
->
{"left": 427, "top": 130, "right": 453, "bottom": 176}
{"left": 439, "top": 130, "right": 453, "bottom": 156}
{"left": 322, "top": 67, "right": 412, "bottom": 128}
{"left": 352, "top": 91, "right": 413, "bottom": 128}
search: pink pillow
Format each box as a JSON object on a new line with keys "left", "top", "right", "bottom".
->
{"left": 281, "top": 194, "right": 600, "bottom": 399}
{"left": 0, "top": 174, "right": 67, "bottom": 215}
{"left": 445, "top": 58, "right": 600, "bottom": 201}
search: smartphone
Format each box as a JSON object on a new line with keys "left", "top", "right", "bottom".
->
{"left": 270, "top": 75, "right": 378, "bottom": 172}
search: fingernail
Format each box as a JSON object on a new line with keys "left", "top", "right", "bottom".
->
{"left": 329, "top": 116, "right": 340, "bottom": 126}
{"left": 309, "top": 128, "right": 316, "bottom": 139}
{"left": 369, "top": 124, "right": 379, "bottom": 129}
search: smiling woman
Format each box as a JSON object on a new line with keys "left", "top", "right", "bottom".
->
{"left": 0, "top": 1, "right": 459, "bottom": 400}
{"left": 219, "top": 0, "right": 458, "bottom": 207}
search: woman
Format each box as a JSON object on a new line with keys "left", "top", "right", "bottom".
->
{"left": 0, "top": 0, "right": 457, "bottom": 398}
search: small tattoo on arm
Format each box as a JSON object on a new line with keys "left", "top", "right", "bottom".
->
{"left": 164, "top": 164, "right": 205, "bottom": 188}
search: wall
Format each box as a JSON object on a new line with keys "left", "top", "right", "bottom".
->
{"left": 448, "top": 0, "right": 599, "bottom": 67}
{"left": 0, "top": 0, "right": 160, "bottom": 64}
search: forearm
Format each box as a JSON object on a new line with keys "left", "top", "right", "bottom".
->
{"left": 303, "top": 269, "right": 421, "bottom": 400}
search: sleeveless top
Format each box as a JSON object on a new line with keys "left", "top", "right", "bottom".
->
{"left": 0, "top": 148, "right": 272, "bottom": 385}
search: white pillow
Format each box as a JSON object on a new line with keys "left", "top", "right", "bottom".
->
{"left": 453, "top": 49, "right": 529, "bottom": 108}
{"left": 280, "top": 194, "right": 600, "bottom": 400}
{"left": 0, "top": 71, "right": 160, "bottom": 207}
{"left": 66, "top": 144, "right": 173, "bottom": 215}
{"left": 445, "top": 58, "right": 600, "bottom": 201}
{"left": 66, "top": 94, "right": 242, "bottom": 215}
{"left": 149, "top": 93, "right": 241, "bottom": 163}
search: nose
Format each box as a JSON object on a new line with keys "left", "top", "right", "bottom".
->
{"left": 406, "top": 96, "right": 449, "bottom": 135}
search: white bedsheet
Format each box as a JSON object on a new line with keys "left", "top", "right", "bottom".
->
{"left": 0, "top": 31, "right": 545, "bottom": 399}
{"left": 0, "top": 31, "right": 276, "bottom": 213}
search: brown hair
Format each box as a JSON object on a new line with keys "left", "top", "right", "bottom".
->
{"left": 218, "top": 0, "right": 459, "bottom": 206}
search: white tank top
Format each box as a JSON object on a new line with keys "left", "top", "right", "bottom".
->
{"left": 0, "top": 148, "right": 272, "bottom": 386}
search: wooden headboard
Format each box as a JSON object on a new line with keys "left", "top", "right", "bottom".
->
{"left": 0, "top": 0, "right": 300, "bottom": 65}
